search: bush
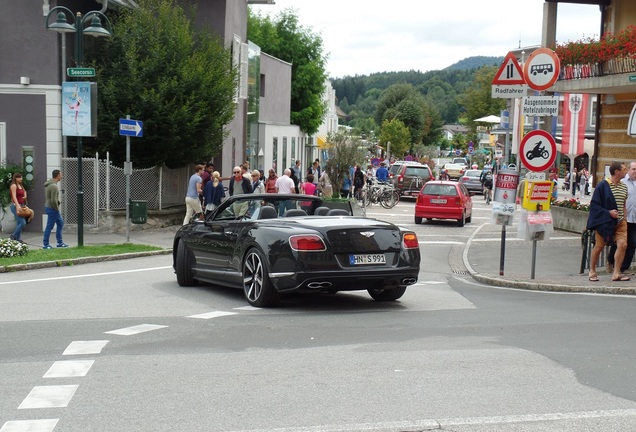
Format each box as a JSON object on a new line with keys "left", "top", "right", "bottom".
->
{"left": 0, "top": 238, "right": 29, "bottom": 258}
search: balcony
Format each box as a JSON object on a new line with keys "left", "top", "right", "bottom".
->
{"left": 550, "top": 25, "right": 636, "bottom": 95}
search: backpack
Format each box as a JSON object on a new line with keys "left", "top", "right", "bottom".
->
{"left": 485, "top": 172, "right": 493, "bottom": 181}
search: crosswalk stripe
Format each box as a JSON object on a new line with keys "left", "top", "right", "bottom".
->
{"left": 104, "top": 324, "right": 168, "bottom": 336}
{"left": 62, "top": 340, "right": 109, "bottom": 355}
{"left": 18, "top": 385, "right": 78, "bottom": 409}
{"left": 0, "top": 419, "right": 59, "bottom": 432}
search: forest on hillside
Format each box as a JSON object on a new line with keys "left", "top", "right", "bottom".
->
{"left": 330, "top": 55, "right": 503, "bottom": 135}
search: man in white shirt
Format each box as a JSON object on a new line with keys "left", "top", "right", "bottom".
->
{"left": 275, "top": 168, "right": 296, "bottom": 215}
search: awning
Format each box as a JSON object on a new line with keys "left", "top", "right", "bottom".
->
{"left": 317, "top": 135, "right": 329, "bottom": 149}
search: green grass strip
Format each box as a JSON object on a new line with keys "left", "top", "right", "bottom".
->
{"left": 0, "top": 244, "right": 166, "bottom": 266}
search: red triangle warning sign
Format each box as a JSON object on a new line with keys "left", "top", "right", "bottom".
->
{"left": 492, "top": 52, "right": 526, "bottom": 85}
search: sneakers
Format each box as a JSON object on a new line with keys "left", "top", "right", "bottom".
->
{"left": 57, "top": 243, "right": 69, "bottom": 248}
{"left": 43, "top": 245, "right": 53, "bottom": 250}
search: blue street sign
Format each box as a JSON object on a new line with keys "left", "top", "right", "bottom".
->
{"left": 119, "top": 118, "right": 143, "bottom": 137}
{"left": 468, "top": 147, "right": 474, "bottom": 155}
{"left": 468, "top": 141, "right": 474, "bottom": 148}
{"left": 455, "top": 149, "right": 462, "bottom": 156}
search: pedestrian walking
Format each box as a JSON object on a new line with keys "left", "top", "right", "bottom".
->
{"left": 265, "top": 169, "right": 278, "bottom": 193}
{"left": 203, "top": 171, "right": 225, "bottom": 215}
{"left": 9, "top": 172, "right": 28, "bottom": 243}
{"left": 275, "top": 168, "right": 296, "bottom": 216}
{"left": 587, "top": 162, "right": 629, "bottom": 282}
{"left": 251, "top": 169, "right": 265, "bottom": 194}
{"left": 42, "top": 169, "right": 69, "bottom": 249}
{"left": 607, "top": 161, "right": 636, "bottom": 276}
{"left": 183, "top": 164, "right": 204, "bottom": 225}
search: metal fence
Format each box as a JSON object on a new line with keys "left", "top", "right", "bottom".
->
{"left": 62, "top": 153, "right": 189, "bottom": 227}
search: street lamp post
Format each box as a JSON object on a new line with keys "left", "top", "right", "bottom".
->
{"left": 45, "top": 7, "right": 111, "bottom": 247}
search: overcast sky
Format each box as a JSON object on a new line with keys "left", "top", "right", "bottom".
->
{"left": 250, "top": 0, "right": 602, "bottom": 78}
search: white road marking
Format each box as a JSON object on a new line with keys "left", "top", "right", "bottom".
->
{"left": 104, "top": 324, "right": 168, "bottom": 336}
{"left": 62, "top": 340, "right": 109, "bottom": 355}
{"left": 228, "top": 409, "right": 636, "bottom": 432}
{"left": 43, "top": 360, "right": 94, "bottom": 378}
{"left": 18, "top": 385, "right": 78, "bottom": 409}
{"left": 0, "top": 419, "right": 59, "bottom": 432}
{"left": 187, "top": 311, "right": 238, "bottom": 319}
{"left": 0, "top": 266, "right": 172, "bottom": 286}
{"left": 233, "top": 306, "right": 261, "bottom": 311}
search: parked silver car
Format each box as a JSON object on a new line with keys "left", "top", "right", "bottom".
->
{"left": 458, "top": 169, "right": 483, "bottom": 194}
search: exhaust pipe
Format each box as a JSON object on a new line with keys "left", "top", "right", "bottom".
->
{"left": 307, "top": 281, "right": 333, "bottom": 289}
{"left": 401, "top": 277, "right": 417, "bottom": 285}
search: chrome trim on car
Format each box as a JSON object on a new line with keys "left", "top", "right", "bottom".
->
{"left": 270, "top": 272, "right": 295, "bottom": 278}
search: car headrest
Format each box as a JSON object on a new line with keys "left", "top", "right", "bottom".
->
{"left": 258, "top": 206, "right": 278, "bottom": 219}
{"left": 327, "top": 208, "right": 350, "bottom": 216}
{"left": 284, "top": 209, "right": 307, "bottom": 217}
{"left": 314, "top": 206, "right": 330, "bottom": 216}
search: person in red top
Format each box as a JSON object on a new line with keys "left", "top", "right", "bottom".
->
{"left": 265, "top": 169, "right": 278, "bottom": 193}
{"left": 9, "top": 172, "right": 28, "bottom": 243}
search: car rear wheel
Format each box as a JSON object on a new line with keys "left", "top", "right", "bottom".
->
{"left": 368, "top": 286, "right": 407, "bottom": 301}
{"left": 457, "top": 212, "right": 465, "bottom": 227}
{"left": 176, "top": 240, "right": 198, "bottom": 286}
{"left": 414, "top": 216, "right": 422, "bottom": 224}
{"left": 466, "top": 213, "right": 472, "bottom": 223}
{"left": 243, "top": 248, "right": 281, "bottom": 307}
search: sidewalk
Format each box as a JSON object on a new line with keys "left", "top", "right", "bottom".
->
{"left": 464, "top": 181, "right": 636, "bottom": 295}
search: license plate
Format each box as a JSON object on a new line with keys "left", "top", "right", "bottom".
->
{"left": 431, "top": 198, "right": 447, "bottom": 204}
{"left": 349, "top": 254, "right": 386, "bottom": 265}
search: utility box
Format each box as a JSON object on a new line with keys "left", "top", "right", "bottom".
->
{"left": 129, "top": 200, "right": 147, "bottom": 224}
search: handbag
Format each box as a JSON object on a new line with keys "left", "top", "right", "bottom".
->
{"left": 16, "top": 205, "right": 34, "bottom": 222}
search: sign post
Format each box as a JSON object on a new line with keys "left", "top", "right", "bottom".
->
{"left": 492, "top": 169, "right": 519, "bottom": 276}
{"left": 119, "top": 117, "right": 144, "bottom": 242}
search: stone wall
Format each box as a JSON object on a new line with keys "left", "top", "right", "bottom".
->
{"left": 94, "top": 206, "right": 184, "bottom": 233}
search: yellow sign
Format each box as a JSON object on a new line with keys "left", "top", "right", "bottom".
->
{"left": 521, "top": 181, "right": 553, "bottom": 211}
{"left": 317, "top": 135, "right": 329, "bottom": 149}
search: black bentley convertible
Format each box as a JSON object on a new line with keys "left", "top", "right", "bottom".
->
{"left": 173, "top": 194, "right": 420, "bottom": 307}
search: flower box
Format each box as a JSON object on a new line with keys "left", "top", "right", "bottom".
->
{"left": 551, "top": 206, "right": 588, "bottom": 234}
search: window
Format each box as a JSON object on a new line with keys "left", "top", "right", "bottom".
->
{"left": 260, "top": 74, "right": 265, "bottom": 97}
{"left": 282, "top": 137, "right": 287, "bottom": 171}
{"left": 272, "top": 137, "right": 278, "bottom": 174}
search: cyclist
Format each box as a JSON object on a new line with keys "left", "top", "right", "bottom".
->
{"left": 439, "top": 169, "right": 449, "bottom": 181}
{"left": 480, "top": 169, "right": 494, "bottom": 204}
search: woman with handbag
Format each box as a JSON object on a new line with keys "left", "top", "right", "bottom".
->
{"left": 9, "top": 172, "right": 29, "bottom": 244}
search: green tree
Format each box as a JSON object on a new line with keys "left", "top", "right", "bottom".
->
{"left": 374, "top": 83, "right": 442, "bottom": 152}
{"left": 459, "top": 66, "right": 506, "bottom": 129}
{"left": 323, "top": 130, "right": 365, "bottom": 194}
{"left": 89, "top": 0, "right": 237, "bottom": 168}
{"left": 248, "top": 8, "right": 328, "bottom": 134}
{"left": 378, "top": 119, "right": 410, "bottom": 159}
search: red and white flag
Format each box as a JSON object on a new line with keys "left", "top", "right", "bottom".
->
{"left": 561, "top": 93, "right": 589, "bottom": 155}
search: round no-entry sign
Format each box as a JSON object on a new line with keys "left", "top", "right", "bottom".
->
{"left": 523, "top": 48, "right": 561, "bottom": 91}
{"left": 519, "top": 130, "right": 557, "bottom": 172}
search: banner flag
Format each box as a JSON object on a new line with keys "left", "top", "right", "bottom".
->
{"left": 561, "top": 93, "right": 589, "bottom": 155}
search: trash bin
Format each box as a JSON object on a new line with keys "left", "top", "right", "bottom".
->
{"left": 130, "top": 200, "right": 147, "bottom": 224}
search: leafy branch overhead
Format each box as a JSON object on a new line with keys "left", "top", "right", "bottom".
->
{"left": 248, "top": 8, "right": 328, "bottom": 135}
{"left": 89, "top": 0, "right": 237, "bottom": 168}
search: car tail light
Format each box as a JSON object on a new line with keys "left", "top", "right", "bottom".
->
{"left": 397, "top": 175, "right": 404, "bottom": 184}
{"left": 461, "top": 176, "right": 469, "bottom": 181}
{"left": 402, "top": 233, "right": 419, "bottom": 249}
{"left": 289, "top": 234, "right": 326, "bottom": 251}
{"left": 455, "top": 197, "right": 461, "bottom": 205}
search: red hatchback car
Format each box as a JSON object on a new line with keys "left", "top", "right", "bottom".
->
{"left": 414, "top": 181, "right": 473, "bottom": 227}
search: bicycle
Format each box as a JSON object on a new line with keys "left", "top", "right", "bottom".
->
{"left": 485, "top": 186, "right": 492, "bottom": 204}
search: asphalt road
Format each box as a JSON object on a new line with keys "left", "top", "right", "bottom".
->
{"left": 2, "top": 199, "right": 636, "bottom": 432}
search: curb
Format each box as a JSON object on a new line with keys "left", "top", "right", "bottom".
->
{"left": 463, "top": 222, "right": 636, "bottom": 295}
{"left": 0, "top": 249, "right": 172, "bottom": 273}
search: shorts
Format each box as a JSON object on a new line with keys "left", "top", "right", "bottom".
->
{"left": 595, "top": 219, "right": 627, "bottom": 248}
